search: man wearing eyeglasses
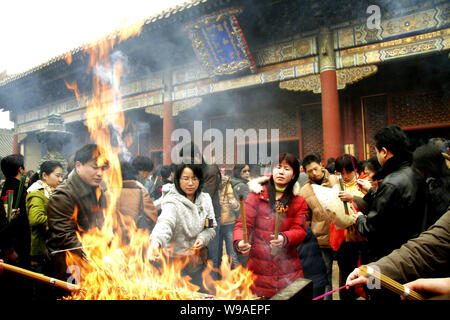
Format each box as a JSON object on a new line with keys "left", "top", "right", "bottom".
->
{"left": 47, "top": 144, "right": 108, "bottom": 290}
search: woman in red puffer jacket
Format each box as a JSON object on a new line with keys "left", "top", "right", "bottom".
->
{"left": 233, "top": 153, "right": 308, "bottom": 298}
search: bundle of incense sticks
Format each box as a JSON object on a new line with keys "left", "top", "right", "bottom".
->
{"left": 359, "top": 265, "right": 425, "bottom": 300}
{"left": 14, "top": 174, "right": 27, "bottom": 210}
{"left": 1, "top": 196, "right": 7, "bottom": 220}
{"left": 239, "top": 196, "right": 248, "bottom": 243}
{"left": 6, "top": 190, "right": 13, "bottom": 222}
{"left": 271, "top": 205, "right": 286, "bottom": 255}
{"left": 336, "top": 173, "right": 349, "bottom": 215}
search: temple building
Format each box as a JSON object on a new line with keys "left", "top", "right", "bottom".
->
{"left": 0, "top": 0, "right": 449, "bottom": 172}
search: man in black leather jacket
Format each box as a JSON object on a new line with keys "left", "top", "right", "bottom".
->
{"left": 354, "top": 125, "right": 427, "bottom": 263}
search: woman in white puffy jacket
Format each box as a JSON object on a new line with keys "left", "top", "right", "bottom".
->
{"left": 147, "top": 163, "right": 216, "bottom": 290}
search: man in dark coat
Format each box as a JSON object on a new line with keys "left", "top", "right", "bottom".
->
{"left": 354, "top": 125, "right": 427, "bottom": 263}
{"left": 0, "top": 154, "right": 32, "bottom": 300}
{"left": 347, "top": 208, "right": 450, "bottom": 300}
{"left": 47, "top": 144, "right": 107, "bottom": 288}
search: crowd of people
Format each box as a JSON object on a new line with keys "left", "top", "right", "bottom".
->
{"left": 0, "top": 125, "right": 449, "bottom": 300}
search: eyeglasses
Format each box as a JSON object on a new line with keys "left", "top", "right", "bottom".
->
{"left": 241, "top": 170, "right": 250, "bottom": 173}
{"left": 180, "top": 176, "right": 199, "bottom": 183}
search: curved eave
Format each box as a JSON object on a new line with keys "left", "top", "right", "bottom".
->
{"left": 0, "top": 0, "right": 208, "bottom": 88}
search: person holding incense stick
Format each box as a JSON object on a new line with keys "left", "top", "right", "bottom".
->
{"left": 230, "top": 164, "right": 251, "bottom": 267}
{"left": 46, "top": 144, "right": 108, "bottom": 293}
{"left": 353, "top": 126, "right": 427, "bottom": 265}
{"left": 233, "top": 153, "right": 307, "bottom": 298}
{"left": 148, "top": 163, "right": 216, "bottom": 291}
{"left": 346, "top": 208, "right": 450, "bottom": 300}
{"left": 0, "top": 153, "right": 32, "bottom": 300}
{"left": 299, "top": 152, "right": 339, "bottom": 299}
{"left": 334, "top": 154, "right": 369, "bottom": 300}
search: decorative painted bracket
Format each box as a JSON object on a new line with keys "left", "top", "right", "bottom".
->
{"left": 279, "top": 64, "right": 378, "bottom": 93}
{"left": 145, "top": 97, "right": 202, "bottom": 118}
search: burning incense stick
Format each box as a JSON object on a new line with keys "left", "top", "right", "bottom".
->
{"left": 359, "top": 265, "right": 425, "bottom": 300}
{"left": 239, "top": 196, "right": 248, "bottom": 243}
{"left": 50, "top": 244, "right": 99, "bottom": 255}
{"left": 0, "top": 260, "right": 80, "bottom": 292}
{"left": 271, "top": 205, "right": 287, "bottom": 255}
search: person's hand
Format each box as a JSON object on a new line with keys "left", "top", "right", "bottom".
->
{"left": 346, "top": 267, "right": 368, "bottom": 288}
{"left": 10, "top": 208, "right": 20, "bottom": 220}
{"left": 147, "top": 241, "right": 161, "bottom": 261}
{"left": 237, "top": 240, "right": 251, "bottom": 255}
{"left": 338, "top": 191, "right": 354, "bottom": 202}
{"left": 404, "top": 278, "right": 450, "bottom": 298}
{"left": 4, "top": 248, "right": 20, "bottom": 265}
{"left": 352, "top": 211, "right": 364, "bottom": 223}
{"left": 192, "top": 238, "right": 204, "bottom": 250}
{"left": 269, "top": 234, "right": 284, "bottom": 249}
{"left": 356, "top": 179, "right": 371, "bottom": 194}
{"left": 228, "top": 198, "right": 238, "bottom": 209}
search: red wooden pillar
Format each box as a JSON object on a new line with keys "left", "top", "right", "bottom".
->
{"left": 163, "top": 101, "right": 174, "bottom": 165}
{"left": 319, "top": 29, "right": 341, "bottom": 161}
{"left": 12, "top": 134, "right": 19, "bottom": 154}
{"left": 320, "top": 70, "right": 341, "bottom": 160}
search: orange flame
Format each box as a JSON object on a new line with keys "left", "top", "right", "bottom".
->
{"left": 68, "top": 205, "right": 87, "bottom": 233}
{"left": 63, "top": 16, "right": 256, "bottom": 300}
{"left": 65, "top": 81, "right": 80, "bottom": 101}
{"left": 65, "top": 52, "right": 72, "bottom": 65}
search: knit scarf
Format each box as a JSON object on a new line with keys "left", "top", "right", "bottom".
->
{"left": 30, "top": 180, "right": 54, "bottom": 199}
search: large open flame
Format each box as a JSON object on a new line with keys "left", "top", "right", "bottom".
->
{"left": 63, "top": 18, "right": 256, "bottom": 300}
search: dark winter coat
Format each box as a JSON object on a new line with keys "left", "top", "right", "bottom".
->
{"left": 47, "top": 169, "right": 107, "bottom": 254}
{"left": 297, "top": 225, "right": 329, "bottom": 289}
{"left": 356, "top": 157, "right": 427, "bottom": 261}
{"left": 0, "top": 177, "right": 30, "bottom": 265}
{"left": 423, "top": 177, "right": 450, "bottom": 229}
{"left": 233, "top": 183, "right": 307, "bottom": 298}
{"left": 46, "top": 169, "right": 107, "bottom": 281}
{"left": 202, "top": 164, "right": 221, "bottom": 222}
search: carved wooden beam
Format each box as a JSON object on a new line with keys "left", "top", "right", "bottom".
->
{"left": 279, "top": 64, "right": 378, "bottom": 93}
{"left": 145, "top": 97, "right": 202, "bottom": 118}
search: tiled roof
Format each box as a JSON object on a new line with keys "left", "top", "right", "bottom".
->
{"left": 0, "top": 129, "right": 14, "bottom": 158}
{"left": 0, "top": 0, "right": 208, "bottom": 87}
